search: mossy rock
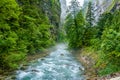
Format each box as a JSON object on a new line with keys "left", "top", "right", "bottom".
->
{"left": 20, "top": 66, "right": 27, "bottom": 70}
{"left": 41, "top": 58, "right": 45, "bottom": 61}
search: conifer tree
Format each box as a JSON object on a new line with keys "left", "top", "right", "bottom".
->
{"left": 86, "top": 1, "right": 95, "bottom": 27}
{"left": 84, "top": 1, "right": 95, "bottom": 46}
{"left": 0, "top": 0, "right": 26, "bottom": 70}
{"left": 65, "top": 2, "right": 85, "bottom": 48}
{"left": 68, "top": 0, "right": 80, "bottom": 18}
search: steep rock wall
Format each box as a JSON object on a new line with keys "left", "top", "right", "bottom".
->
{"left": 60, "top": 0, "right": 67, "bottom": 26}
{"left": 83, "top": 0, "right": 120, "bottom": 22}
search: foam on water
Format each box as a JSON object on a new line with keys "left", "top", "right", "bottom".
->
{"left": 16, "top": 44, "right": 85, "bottom": 80}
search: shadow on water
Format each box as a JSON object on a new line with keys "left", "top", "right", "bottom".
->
{"left": 16, "top": 43, "right": 85, "bottom": 80}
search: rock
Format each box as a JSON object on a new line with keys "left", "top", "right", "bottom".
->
{"left": 110, "top": 77, "right": 120, "bottom": 80}
{"left": 60, "top": 54, "right": 64, "bottom": 56}
{"left": 79, "top": 67, "right": 85, "bottom": 71}
{"left": 11, "top": 75, "right": 16, "bottom": 79}
{"left": 23, "top": 64, "right": 29, "bottom": 66}
{"left": 41, "top": 58, "right": 45, "bottom": 61}
{"left": 20, "top": 66, "right": 27, "bottom": 70}
{"left": 5, "top": 75, "right": 16, "bottom": 80}
{"left": 31, "top": 69, "right": 39, "bottom": 72}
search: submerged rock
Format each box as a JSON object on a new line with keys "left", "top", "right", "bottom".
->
{"left": 31, "top": 69, "right": 39, "bottom": 72}
{"left": 20, "top": 66, "right": 27, "bottom": 70}
{"left": 41, "top": 58, "right": 45, "bottom": 61}
{"left": 20, "top": 65, "right": 28, "bottom": 70}
{"left": 60, "top": 53, "right": 64, "bottom": 56}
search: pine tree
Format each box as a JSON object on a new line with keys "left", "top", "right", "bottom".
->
{"left": 0, "top": 0, "right": 26, "bottom": 70}
{"left": 83, "top": 1, "right": 95, "bottom": 46}
{"left": 65, "top": 9, "right": 85, "bottom": 48}
{"left": 86, "top": 1, "right": 95, "bottom": 27}
{"left": 68, "top": 0, "right": 80, "bottom": 18}
{"left": 74, "top": 10, "right": 85, "bottom": 48}
{"left": 95, "top": 10, "right": 120, "bottom": 75}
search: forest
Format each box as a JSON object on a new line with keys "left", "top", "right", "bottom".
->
{"left": 64, "top": 0, "right": 120, "bottom": 76}
{"left": 0, "top": 0, "right": 120, "bottom": 79}
{"left": 0, "top": 0, "right": 60, "bottom": 72}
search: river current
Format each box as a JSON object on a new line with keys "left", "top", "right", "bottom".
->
{"left": 16, "top": 44, "right": 85, "bottom": 80}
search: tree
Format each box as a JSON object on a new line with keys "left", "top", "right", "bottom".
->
{"left": 68, "top": 0, "right": 80, "bottom": 18}
{"left": 0, "top": 0, "right": 26, "bottom": 70}
{"left": 86, "top": 1, "right": 95, "bottom": 27}
{"left": 74, "top": 10, "right": 85, "bottom": 48}
{"left": 83, "top": 1, "right": 95, "bottom": 46}
{"left": 96, "top": 10, "right": 120, "bottom": 75}
{"left": 96, "top": 13, "right": 113, "bottom": 38}
{"left": 0, "top": 0, "right": 61, "bottom": 71}
{"left": 65, "top": 9, "right": 85, "bottom": 48}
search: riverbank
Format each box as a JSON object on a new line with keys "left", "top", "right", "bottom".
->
{"left": 72, "top": 48, "right": 98, "bottom": 80}
{"left": 73, "top": 48, "right": 120, "bottom": 80}
{"left": 0, "top": 51, "right": 49, "bottom": 80}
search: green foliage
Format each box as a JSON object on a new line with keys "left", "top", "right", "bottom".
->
{"left": 65, "top": 0, "right": 120, "bottom": 76}
{"left": 64, "top": 0, "right": 120, "bottom": 76}
{"left": 85, "top": 1, "right": 95, "bottom": 27}
{"left": 96, "top": 13, "right": 113, "bottom": 38}
{"left": 0, "top": 52, "right": 26, "bottom": 70}
{"left": 0, "top": 0, "right": 60, "bottom": 70}
{"left": 95, "top": 10, "right": 120, "bottom": 75}
{"left": 83, "top": 1, "right": 96, "bottom": 46}
{"left": 0, "top": 0, "right": 24, "bottom": 70}
{"left": 65, "top": 10, "right": 85, "bottom": 48}
{"left": 57, "top": 28, "right": 66, "bottom": 42}
{"left": 98, "top": 63, "right": 120, "bottom": 76}
{"left": 101, "top": 29, "right": 117, "bottom": 52}
{"left": 17, "top": 0, "right": 58, "bottom": 54}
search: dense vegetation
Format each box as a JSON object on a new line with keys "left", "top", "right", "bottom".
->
{"left": 64, "top": 0, "right": 120, "bottom": 76}
{"left": 65, "top": 0, "right": 85, "bottom": 48}
{"left": 0, "top": 0, "right": 60, "bottom": 72}
{"left": 96, "top": 11, "right": 120, "bottom": 75}
{"left": 0, "top": 0, "right": 120, "bottom": 77}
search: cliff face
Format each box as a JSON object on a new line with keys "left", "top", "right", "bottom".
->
{"left": 39, "top": 0, "right": 61, "bottom": 27}
{"left": 60, "top": 0, "right": 67, "bottom": 25}
{"left": 93, "top": 0, "right": 120, "bottom": 21}
{"left": 17, "top": 0, "right": 61, "bottom": 28}
{"left": 83, "top": 0, "right": 120, "bottom": 22}
{"left": 40, "top": 0, "right": 61, "bottom": 39}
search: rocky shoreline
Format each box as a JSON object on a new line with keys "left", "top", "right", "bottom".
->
{"left": 72, "top": 49, "right": 98, "bottom": 80}
{"left": 0, "top": 51, "right": 49, "bottom": 80}
{"left": 72, "top": 48, "right": 120, "bottom": 80}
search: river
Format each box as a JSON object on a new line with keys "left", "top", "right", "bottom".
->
{"left": 16, "top": 43, "right": 85, "bottom": 80}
